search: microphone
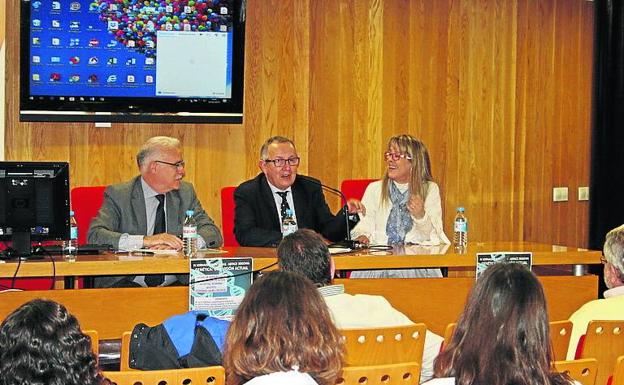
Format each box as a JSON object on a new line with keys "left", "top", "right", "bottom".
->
{"left": 298, "top": 175, "right": 364, "bottom": 249}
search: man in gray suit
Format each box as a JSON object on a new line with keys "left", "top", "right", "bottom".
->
{"left": 88, "top": 136, "right": 223, "bottom": 287}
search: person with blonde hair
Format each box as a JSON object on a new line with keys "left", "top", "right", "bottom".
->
{"left": 424, "top": 263, "right": 575, "bottom": 385}
{"left": 0, "top": 299, "right": 103, "bottom": 385}
{"left": 223, "top": 270, "right": 344, "bottom": 385}
{"left": 351, "top": 134, "right": 449, "bottom": 278}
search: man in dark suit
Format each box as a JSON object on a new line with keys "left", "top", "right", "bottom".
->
{"left": 234, "top": 136, "right": 364, "bottom": 247}
{"left": 88, "top": 136, "right": 222, "bottom": 287}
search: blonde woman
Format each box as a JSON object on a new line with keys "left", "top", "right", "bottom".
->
{"left": 351, "top": 134, "right": 449, "bottom": 278}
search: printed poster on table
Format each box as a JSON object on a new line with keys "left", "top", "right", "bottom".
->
{"left": 476, "top": 252, "right": 532, "bottom": 279}
{"left": 189, "top": 258, "right": 253, "bottom": 321}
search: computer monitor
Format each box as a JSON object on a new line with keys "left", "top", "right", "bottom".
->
{"left": 0, "top": 162, "right": 70, "bottom": 258}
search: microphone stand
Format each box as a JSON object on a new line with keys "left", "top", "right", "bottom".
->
{"left": 298, "top": 175, "right": 362, "bottom": 249}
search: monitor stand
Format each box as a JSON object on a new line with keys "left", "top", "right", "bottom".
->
{"left": 5, "top": 231, "right": 43, "bottom": 260}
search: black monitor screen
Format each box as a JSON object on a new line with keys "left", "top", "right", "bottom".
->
{"left": 19, "top": 0, "right": 246, "bottom": 123}
{"left": 0, "top": 162, "right": 70, "bottom": 255}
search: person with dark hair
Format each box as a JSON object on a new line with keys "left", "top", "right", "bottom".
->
{"left": 566, "top": 224, "right": 624, "bottom": 358}
{"left": 277, "top": 229, "right": 443, "bottom": 383}
{"left": 0, "top": 299, "right": 103, "bottom": 385}
{"left": 233, "top": 135, "right": 364, "bottom": 246}
{"left": 223, "top": 270, "right": 344, "bottom": 385}
{"left": 424, "top": 263, "right": 576, "bottom": 385}
{"left": 351, "top": 134, "right": 449, "bottom": 278}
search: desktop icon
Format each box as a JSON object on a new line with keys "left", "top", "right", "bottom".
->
{"left": 221, "top": 7, "right": 228, "bottom": 14}
{"left": 50, "top": 56, "right": 61, "bottom": 63}
{"left": 52, "top": 37, "right": 60, "bottom": 46}
{"left": 126, "top": 75, "right": 135, "bottom": 83}
{"left": 52, "top": 2, "right": 61, "bottom": 11}
{"left": 145, "top": 57, "right": 155, "bottom": 65}
{"left": 70, "top": 21, "right": 80, "bottom": 30}
{"left": 52, "top": 20, "right": 61, "bottom": 28}
{"left": 70, "top": 2, "right": 81, "bottom": 11}
{"left": 69, "top": 56, "right": 80, "bottom": 65}
{"left": 107, "top": 57, "right": 117, "bottom": 65}
{"left": 70, "top": 38, "right": 80, "bottom": 46}
{"left": 127, "top": 40, "right": 136, "bottom": 47}
{"left": 69, "top": 74, "right": 80, "bottom": 83}
{"left": 89, "top": 38, "right": 100, "bottom": 47}
{"left": 126, "top": 58, "right": 136, "bottom": 66}
{"left": 32, "top": 55, "right": 40, "bottom": 63}
{"left": 32, "top": 74, "right": 40, "bottom": 81}
{"left": 88, "top": 74, "right": 98, "bottom": 83}
{"left": 88, "top": 56, "right": 99, "bottom": 65}
{"left": 108, "top": 21, "right": 119, "bottom": 30}
{"left": 50, "top": 73, "right": 61, "bottom": 82}
{"left": 32, "top": 2, "right": 42, "bottom": 10}
{"left": 107, "top": 40, "right": 119, "bottom": 48}
{"left": 32, "top": 19, "right": 41, "bottom": 27}
{"left": 107, "top": 74, "right": 117, "bottom": 83}
{"left": 32, "top": 37, "right": 41, "bottom": 45}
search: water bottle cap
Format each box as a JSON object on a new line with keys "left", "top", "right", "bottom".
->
{"left": 70, "top": 210, "right": 75, "bottom": 216}
{"left": 186, "top": 210, "right": 194, "bottom": 216}
{"left": 457, "top": 207, "right": 465, "bottom": 212}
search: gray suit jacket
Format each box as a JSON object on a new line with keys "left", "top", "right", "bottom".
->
{"left": 87, "top": 176, "right": 223, "bottom": 287}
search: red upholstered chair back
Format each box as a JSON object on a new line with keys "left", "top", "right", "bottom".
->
{"left": 71, "top": 186, "right": 106, "bottom": 245}
{"left": 341, "top": 179, "right": 378, "bottom": 200}
{"left": 221, "top": 186, "right": 239, "bottom": 247}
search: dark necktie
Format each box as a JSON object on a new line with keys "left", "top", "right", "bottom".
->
{"left": 276, "top": 191, "right": 290, "bottom": 218}
{"left": 153, "top": 194, "right": 166, "bottom": 234}
{"left": 145, "top": 194, "right": 165, "bottom": 287}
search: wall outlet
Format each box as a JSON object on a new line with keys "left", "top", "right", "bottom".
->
{"left": 578, "top": 186, "right": 589, "bottom": 201}
{"left": 553, "top": 187, "right": 569, "bottom": 202}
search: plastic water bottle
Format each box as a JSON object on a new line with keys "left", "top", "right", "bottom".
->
{"left": 282, "top": 209, "right": 298, "bottom": 237}
{"left": 453, "top": 207, "right": 468, "bottom": 251}
{"left": 63, "top": 210, "right": 78, "bottom": 261}
{"left": 183, "top": 210, "right": 198, "bottom": 258}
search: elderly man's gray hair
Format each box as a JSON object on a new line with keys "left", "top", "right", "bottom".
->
{"left": 604, "top": 224, "right": 624, "bottom": 277}
{"left": 259, "top": 136, "right": 296, "bottom": 160}
{"left": 136, "top": 136, "right": 181, "bottom": 170}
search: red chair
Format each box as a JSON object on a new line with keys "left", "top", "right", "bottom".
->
{"left": 221, "top": 186, "right": 239, "bottom": 247}
{"left": 340, "top": 179, "right": 377, "bottom": 201}
{"left": 71, "top": 186, "right": 107, "bottom": 245}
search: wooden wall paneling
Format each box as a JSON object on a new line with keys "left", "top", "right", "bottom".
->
{"left": 519, "top": 0, "right": 556, "bottom": 244}
{"left": 0, "top": 0, "right": 5, "bottom": 47}
{"left": 4, "top": 1, "right": 595, "bottom": 245}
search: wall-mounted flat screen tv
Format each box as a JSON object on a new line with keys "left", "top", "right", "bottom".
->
{"left": 20, "top": 0, "right": 246, "bottom": 123}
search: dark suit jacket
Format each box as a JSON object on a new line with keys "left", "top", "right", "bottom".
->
{"left": 234, "top": 174, "right": 349, "bottom": 246}
{"left": 87, "top": 176, "right": 223, "bottom": 287}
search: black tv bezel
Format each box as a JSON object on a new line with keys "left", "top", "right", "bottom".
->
{"left": 19, "top": 0, "right": 246, "bottom": 124}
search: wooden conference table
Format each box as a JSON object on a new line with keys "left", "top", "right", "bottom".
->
{"left": 0, "top": 242, "right": 601, "bottom": 338}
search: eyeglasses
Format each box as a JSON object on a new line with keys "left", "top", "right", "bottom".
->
{"left": 155, "top": 160, "right": 185, "bottom": 169}
{"left": 384, "top": 152, "right": 412, "bottom": 161}
{"left": 264, "top": 157, "right": 300, "bottom": 167}
{"left": 601, "top": 252, "right": 608, "bottom": 265}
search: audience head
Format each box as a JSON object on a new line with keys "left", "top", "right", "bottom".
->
{"left": 382, "top": 134, "right": 432, "bottom": 200}
{"left": 223, "top": 270, "right": 344, "bottom": 385}
{"left": 136, "top": 136, "right": 185, "bottom": 193}
{"left": 603, "top": 224, "right": 624, "bottom": 289}
{"left": 0, "top": 299, "right": 102, "bottom": 385}
{"left": 258, "top": 136, "right": 300, "bottom": 190}
{"left": 434, "top": 263, "right": 570, "bottom": 385}
{"left": 278, "top": 229, "right": 333, "bottom": 286}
